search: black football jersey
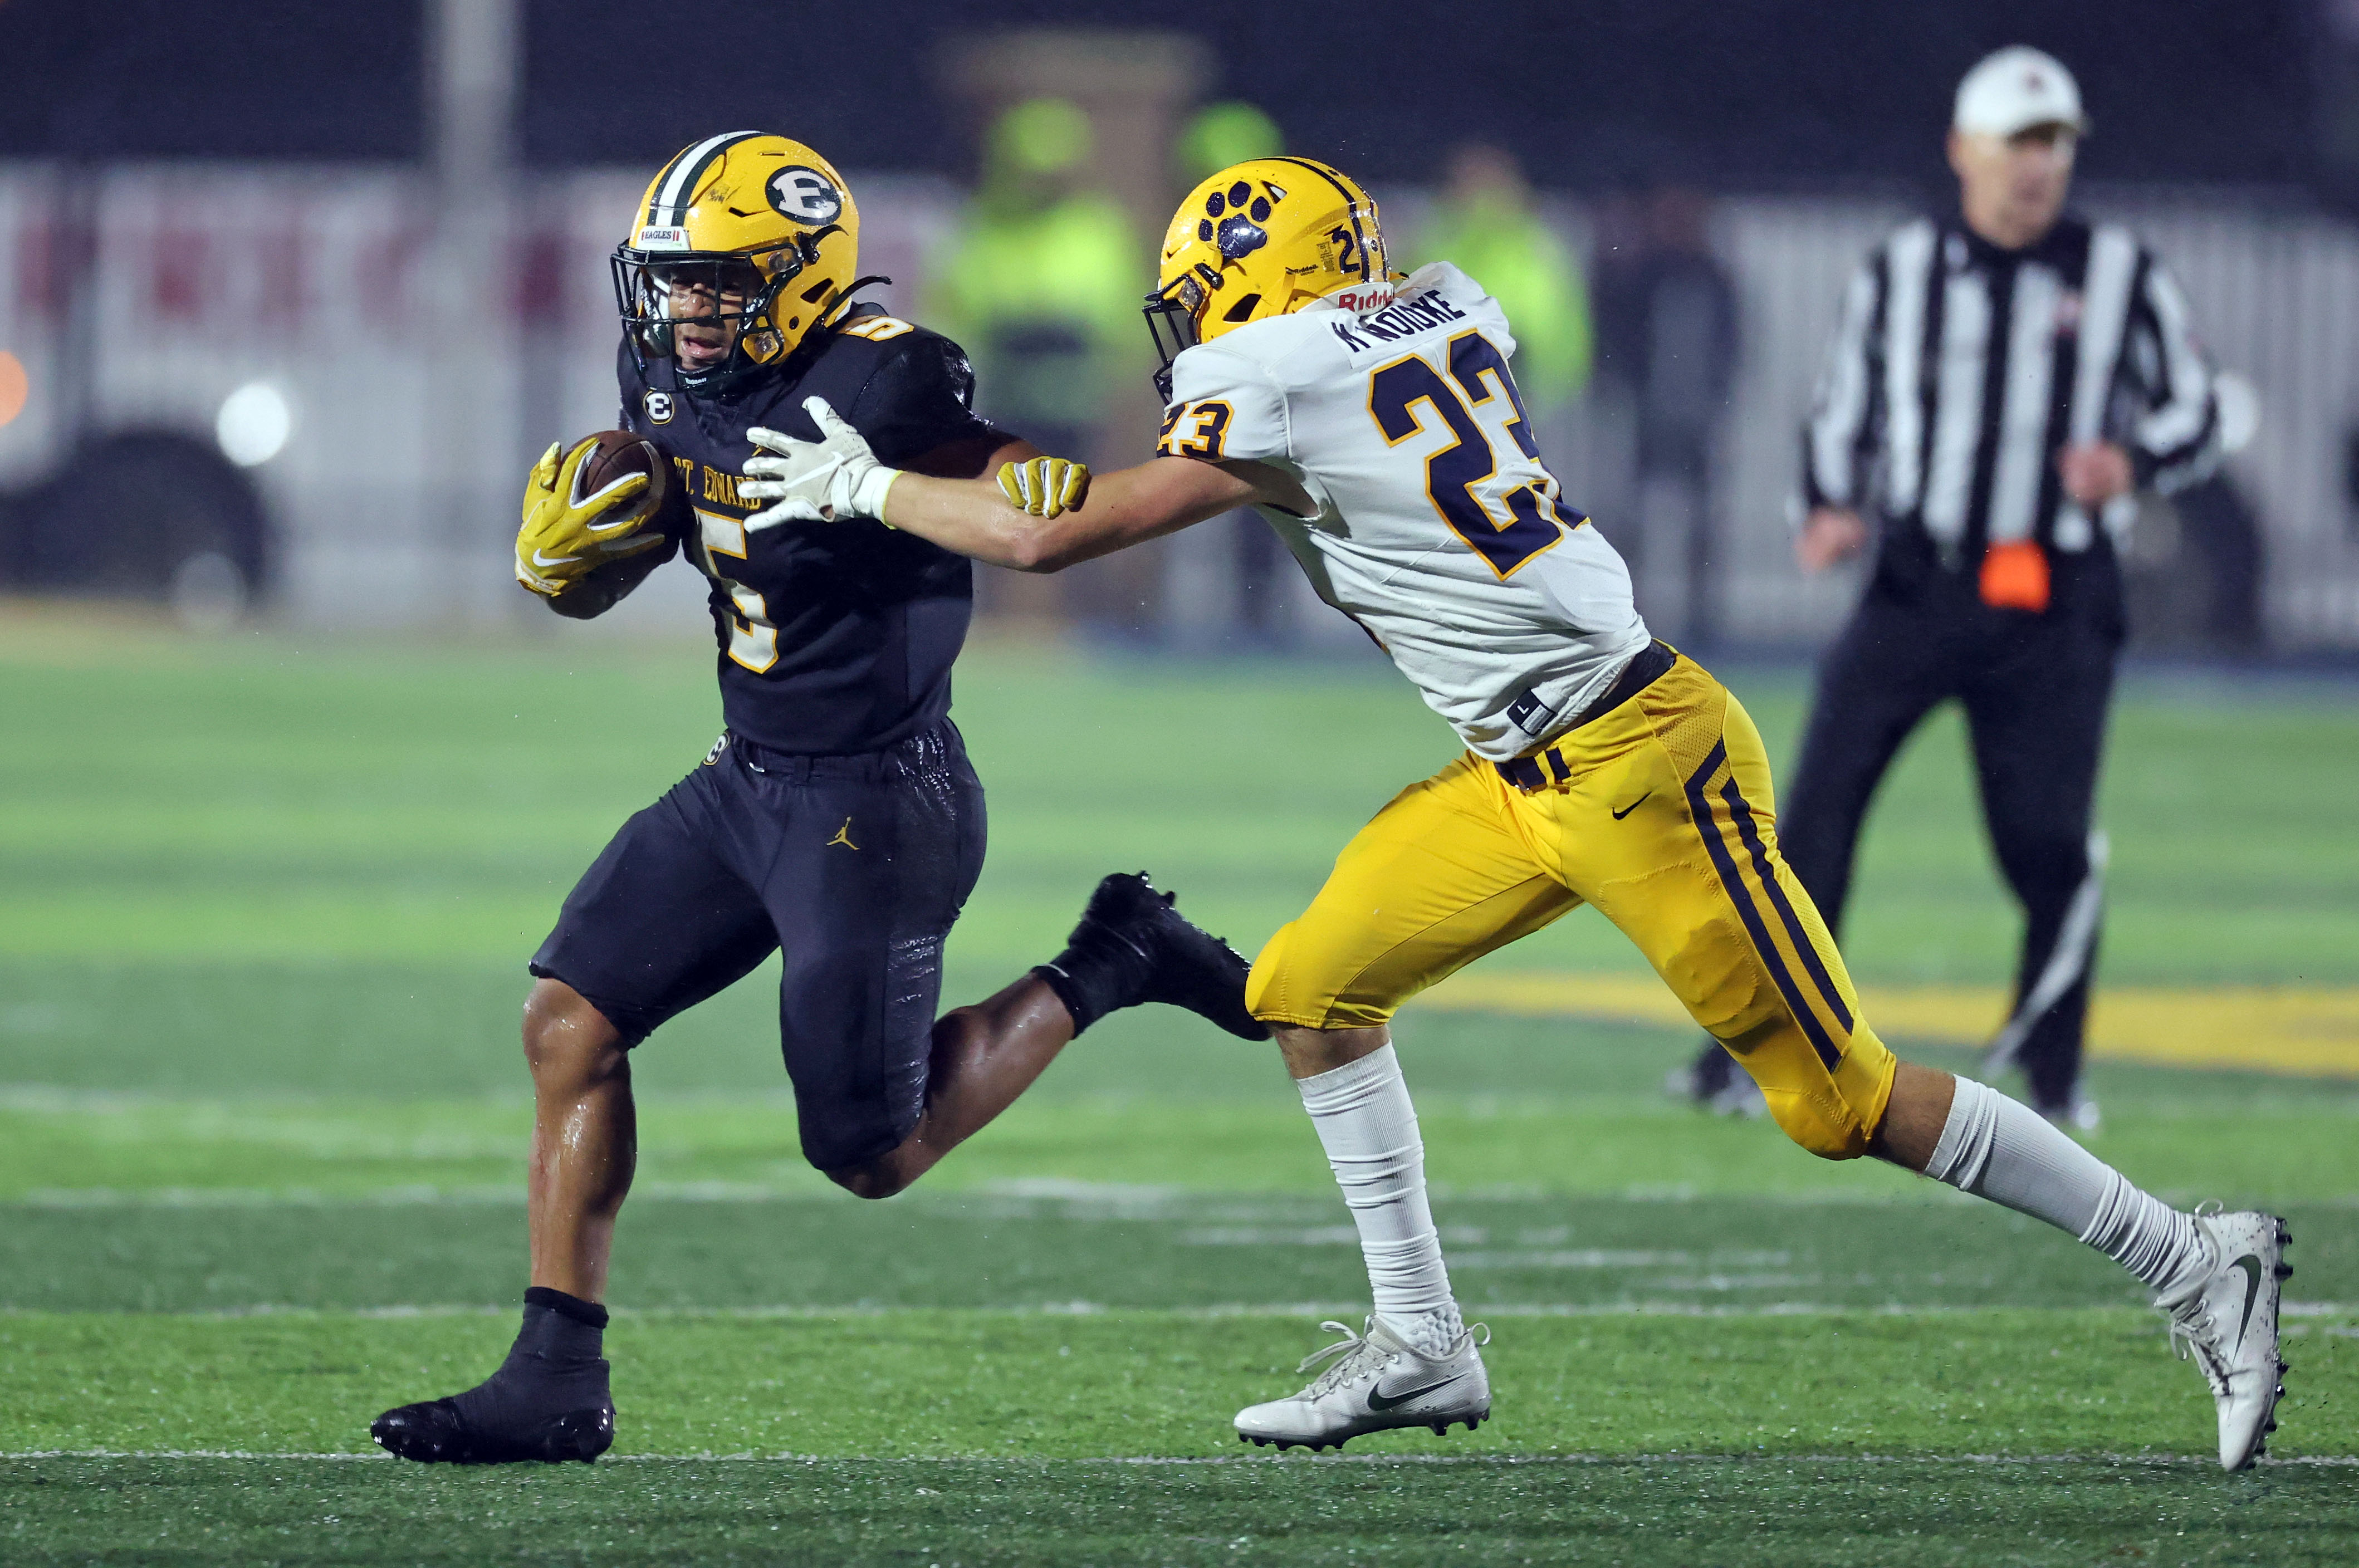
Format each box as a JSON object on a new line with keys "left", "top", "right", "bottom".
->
{"left": 618, "top": 308, "right": 1001, "bottom": 756}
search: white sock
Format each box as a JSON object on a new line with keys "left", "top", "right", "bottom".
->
{"left": 1296, "top": 1044, "right": 1461, "bottom": 1356}
{"left": 1925, "top": 1077, "right": 2208, "bottom": 1292}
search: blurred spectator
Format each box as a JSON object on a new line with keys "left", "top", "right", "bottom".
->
{"left": 1592, "top": 189, "right": 1737, "bottom": 485}
{"left": 1590, "top": 186, "right": 1738, "bottom": 639}
{"left": 927, "top": 98, "right": 1141, "bottom": 465}
{"left": 1415, "top": 144, "right": 1592, "bottom": 409}
{"left": 1176, "top": 101, "right": 1283, "bottom": 186}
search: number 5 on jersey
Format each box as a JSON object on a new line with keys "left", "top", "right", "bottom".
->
{"left": 691, "top": 508, "right": 780, "bottom": 672}
{"left": 1367, "top": 330, "right": 1580, "bottom": 579}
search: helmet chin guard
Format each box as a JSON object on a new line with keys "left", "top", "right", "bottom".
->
{"left": 1142, "top": 273, "right": 1207, "bottom": 402}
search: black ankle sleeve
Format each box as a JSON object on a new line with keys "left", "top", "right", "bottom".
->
{"left": 1031, "top": 961, "right": 1104, "bottom": 1036}
{"left": 524, "top": 1286, "right": 609, "bottom": 1331}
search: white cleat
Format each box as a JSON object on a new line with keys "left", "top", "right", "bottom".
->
{"left": 1235, "top": 1315, "right": 1491, "bottom": 1452}
{"left": 2155, "top": 1206, "right": 2292, "bottom": 1471}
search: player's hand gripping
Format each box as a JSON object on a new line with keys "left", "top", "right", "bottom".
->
{"left": 996, "top": 455, "right": 1091, "bottom": 518}
{"left": 515, "top": 437, "right": 662, "bottom": 597}
{"left": 743, "top": 399, "right": 903, "bottom": 530}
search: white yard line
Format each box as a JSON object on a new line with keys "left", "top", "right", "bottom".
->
{"left": 10, "top": 1182, "right": 2359, "bottom": 1210}
{"left": 6, "top": 1300, "right": 2347, "bottom": 1321}
{"left": 4, "top": 1450, "right": 2353, "bottom": 1467}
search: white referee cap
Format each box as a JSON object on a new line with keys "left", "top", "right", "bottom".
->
{"left": 1954, "top": 47, "right": 2088, "bottom": 139}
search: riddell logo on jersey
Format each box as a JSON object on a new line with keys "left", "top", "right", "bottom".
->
{"left": 1330, "top": 284, "right": 1397, "bottom": 314}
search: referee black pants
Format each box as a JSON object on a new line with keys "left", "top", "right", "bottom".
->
{"left": 1696, "top": 571, "right": 2118, "bottom": 1112}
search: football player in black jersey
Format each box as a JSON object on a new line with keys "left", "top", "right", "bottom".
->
{"left": 370, "top": 133, "right": 1262, "bottom": 1466}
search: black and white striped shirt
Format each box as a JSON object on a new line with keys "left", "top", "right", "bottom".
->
{"left": 1803, "top": 214, "right": 2219, "bottom": 565}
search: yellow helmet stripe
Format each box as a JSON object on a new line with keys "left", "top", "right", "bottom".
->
{"left": 645, "top": 129, "right": 766, "bottom": 227}
{"left": 1271, "top": 156, "right": 1374, "bottom": 281}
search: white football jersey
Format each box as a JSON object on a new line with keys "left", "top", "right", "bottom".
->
{"left": 1158, "top": 262, "right": 1650, "bottom": 762}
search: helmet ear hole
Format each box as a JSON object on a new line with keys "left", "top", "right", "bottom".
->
{"left": 1221, "top": 292, "right": 1262, "bottom": 323}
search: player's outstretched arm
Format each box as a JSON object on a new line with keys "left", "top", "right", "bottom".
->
{"left": 885, "top": 454, "right": 1266, "bottom": 573}
{"left": 743, "top": 396, "right": 1298, "bottom": 573}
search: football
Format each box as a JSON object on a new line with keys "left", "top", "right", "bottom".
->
{"left": 549, "top": 430, "right": 685, "bottom": 617}
{"left": 575, "top": 429, "right": 679, "bottom": 535}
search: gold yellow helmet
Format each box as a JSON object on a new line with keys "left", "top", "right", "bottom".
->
{"left": 610, "top": 132, "right": 872, "bottom": 391}
{"left": 1143, "top": 157, "right": 1389, "bottom": 395}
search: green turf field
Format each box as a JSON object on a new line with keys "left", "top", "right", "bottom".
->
{"left": 2, "top": 614, "right": 2356, "bottom": 1565}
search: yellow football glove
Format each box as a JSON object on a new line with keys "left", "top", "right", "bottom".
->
{"left": 996, "top": 455, "right": 1090, "bottom": 518}
{"left": 515, "top": 437, "right": 662, "bottom": 597}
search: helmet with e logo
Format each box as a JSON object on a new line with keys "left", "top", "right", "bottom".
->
{"left": 610, "top": 134, "right": 879, "bottom": 393}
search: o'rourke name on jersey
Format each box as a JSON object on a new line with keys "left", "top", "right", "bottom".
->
{"left": 1326, "top": 287, "right": 1472, "bottom": 355}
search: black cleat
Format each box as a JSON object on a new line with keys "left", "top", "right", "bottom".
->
{"left": 374, "top": 1292, "right": 613, "bottom": 1464}
{"left": 371, "top": 1396, "right": 613, "bottom": 1465}
{"left": 1048, "top": 872, "right": 1269, "bottom": 1040}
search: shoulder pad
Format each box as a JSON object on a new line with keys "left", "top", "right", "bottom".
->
{"left": 834, "top": 311, "right": 923, "bottom": 346}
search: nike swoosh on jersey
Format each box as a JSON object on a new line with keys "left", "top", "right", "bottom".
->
{"left": 1366, "top": 1371, "right": 1465, "bottom": 1412}
{"left": 1611, "top": 791, "right": 1653, "bottom": 820}
{"left": 2232, "top": 1253, "right": 2265, "bottom": 1348}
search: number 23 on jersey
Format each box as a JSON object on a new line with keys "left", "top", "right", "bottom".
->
{"left": 1368, "top": 330, "right": 1581, "bottom": 580}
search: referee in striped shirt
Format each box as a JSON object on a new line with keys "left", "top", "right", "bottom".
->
{"left": 1682, "top": 47, "right": 2221, "bottom": 1128}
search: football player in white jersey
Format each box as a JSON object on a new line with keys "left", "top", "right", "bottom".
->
{"left": 734, "top": 158, "right": 2289, "bottom": 1471}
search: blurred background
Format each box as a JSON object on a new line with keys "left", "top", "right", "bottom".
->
{"left": 2, "top": 0, "right": 2354, "bottom": 658}
{"left": 3, "top": 3, "right": 2359, "bottom": 1515}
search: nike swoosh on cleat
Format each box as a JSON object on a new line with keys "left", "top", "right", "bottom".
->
{"left": 2233, "top": 1254, "right": 2265, "bottom": 1350}
{"left": 1611, "top": 791, "right": 1652, "bottom": 821}
{"left": 1367, "top": 1372, "right": 1465, "bottom": 1412}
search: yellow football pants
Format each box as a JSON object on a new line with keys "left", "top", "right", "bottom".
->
{"left": 1247, "top": 654, "right": 1897, "bottom": 1159}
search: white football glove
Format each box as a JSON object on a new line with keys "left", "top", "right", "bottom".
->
{"left": 741, "top": 398, "right": 903, "bottom": 531}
